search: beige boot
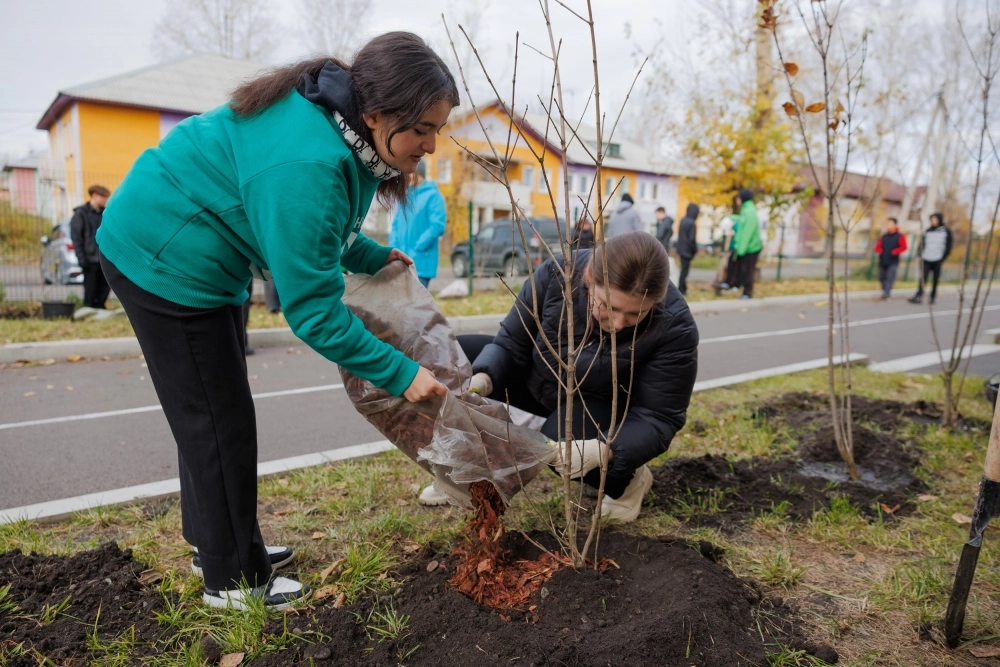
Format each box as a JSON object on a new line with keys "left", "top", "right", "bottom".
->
{"left": 600, "top": 466, "right": 653, "bottom": 523}
{"left": 552, "top": 439, "right": 608, "bottom": 480}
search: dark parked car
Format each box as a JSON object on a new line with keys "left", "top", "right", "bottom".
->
{"left": 40, "top": 219, "right": 83, "bottom": 285}
{"left": 451, "top": 217, "right": 570, "bottom": 278}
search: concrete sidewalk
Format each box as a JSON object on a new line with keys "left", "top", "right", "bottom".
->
{"left": 0, "top": 286, "right": 960, "bottom": 364}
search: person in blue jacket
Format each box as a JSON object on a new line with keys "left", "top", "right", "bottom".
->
{"left": 389, "top": 160, "right": 447, "bottom": 288}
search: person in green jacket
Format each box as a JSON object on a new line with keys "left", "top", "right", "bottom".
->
{"left": 730, "top": 188, "right": 763, "bottom": 299}
{"left": 96, "top": 32, "right": 459, "bottom": 610}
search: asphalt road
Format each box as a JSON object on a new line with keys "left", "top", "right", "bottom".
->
{"left": 3, "top": 289, "right": 1000, "bottom": 510}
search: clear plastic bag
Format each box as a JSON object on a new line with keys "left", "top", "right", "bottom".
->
{"left": 338, "top": 261, "right": 555, "bottom": 506}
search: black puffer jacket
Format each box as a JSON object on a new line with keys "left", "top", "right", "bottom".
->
{"left": 70, "top": 202, "right": 103, "bottom": 267}
{"left": 678, "top": 203, "right": 699, "bottom": 259}
{"left": 473, "top": 251, "right": 699, "bottom": 479}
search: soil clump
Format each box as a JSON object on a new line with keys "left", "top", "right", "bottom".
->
{"left": 251, "top": 531, "right": 813, "bottom": 666}
{"left": 653, "top": 393, "right": 934, "bottom": 528}
{"left": 0, "top": 542, "right": 172, "bottom": 665}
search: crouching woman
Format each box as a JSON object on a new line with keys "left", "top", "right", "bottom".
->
{"left": 428, "top": 232, "right": 699, "bottom": 521}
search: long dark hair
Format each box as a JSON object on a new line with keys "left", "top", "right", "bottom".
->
{"left": 230, "top": 32, "right": 460, "bottom": 206}
{"left": 589, "top": 232, "right": 670, "bottom": 303}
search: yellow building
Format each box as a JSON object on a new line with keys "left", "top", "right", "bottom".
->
{"left": 430, "top": 102, "right": 683, "bottom": 241}
{"left": 36, "top": 55, "right": 264, "bottom": 219}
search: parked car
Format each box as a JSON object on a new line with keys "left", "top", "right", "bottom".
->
{"left": 40, "top": 219, "right": 83, "bottom": 285}
{"left": 451, "top": 217, "right": 570, "bottom": 278}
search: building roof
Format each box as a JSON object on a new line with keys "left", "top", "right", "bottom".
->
{"left": 2, "top": 149, "right": 52, "bottom": 172}
{"left": 794, "top": 165, "right": 925, "bottom": 205}
{"left": 37, "top": 54, "right": 267, "bottom": 130}
{"left": 456, "top": 102, "right": 683, "bottom": 177}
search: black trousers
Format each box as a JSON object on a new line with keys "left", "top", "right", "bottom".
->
{"left": 102, "top": 256, "right": 270, "bottom": 591}
{"left": 457, "top": 334, "right": 635, "bottom": 498}
{"left": 738, "top": 251, "right": 760, "bottom": 297}
{"left": 82, "top": 262, "right": 111, "bottom": 309}
{"left": 915, "top": 259, "right": 943, "bottom": 301}
{"left": 678, "top": 256, "right": 692, "bottom": 295}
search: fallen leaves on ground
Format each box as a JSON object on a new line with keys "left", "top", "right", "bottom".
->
{"left": 969, "top": 646, "right": 1000, "bottom": 658}
{"left": 319, "top": 558, "right": 346, "bottom": 585}
{"left": 138, "top": 570, "right": 163, "bottom": 586}
{"left": 311, "top": 531, "right": 325, "bottom": 540}
{"left": 67, "top": 354, "right": 82, "bottom": 362}
{"left": 312, "top": 585, "right": 339, "bottom": 601}
{"left": 220, "top": 653, "right": 245, "bottom": 667}
{"left": 918, "top": 494, "right": 938, "bottom": 502}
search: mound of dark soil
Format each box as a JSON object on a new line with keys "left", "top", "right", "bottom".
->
{"left": 0, "top": 542, "right": 172, "bottom": 665}
{"left": 653, "top": 393, "right": 934, "bottom": 528}
{"left": 250, "top": 531, "right": 818, "bottom": 667}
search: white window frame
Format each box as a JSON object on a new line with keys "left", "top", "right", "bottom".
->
{"left": 522, "top": 166, "right": 536, "bottom": 189}
{"left": 437, "top": 158, "right": 452, "bottom": 184}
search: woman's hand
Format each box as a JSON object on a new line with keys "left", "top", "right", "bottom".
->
{"left": 468, "top": 372, "right": 493, "bottom": 396}
{"left": 404, "top": 366, "right": 448, "bottom": 402}
{"left": 385, "top": 248, "right": 413, "bottom": 266}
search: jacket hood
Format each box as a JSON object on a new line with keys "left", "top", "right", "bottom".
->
{"left": 298, "top": 61, "right": 361, "bottom": 130}
{"left": 615, "top": 200, "right": 634, "bottom": 214}
{"left": 685, "top": 203, "right": 699, "bottom": 219}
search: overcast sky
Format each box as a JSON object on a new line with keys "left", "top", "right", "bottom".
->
{"left": 0, "top": 0, "right": 694, "bottom": 159}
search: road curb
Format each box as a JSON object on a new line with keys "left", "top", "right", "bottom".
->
{"left": 0, "top": 286, "right": 963, "bottom": 363}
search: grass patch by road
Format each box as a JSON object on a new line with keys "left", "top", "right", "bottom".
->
{"left": 1, "top": 367, "right": 998, "bottom": 665}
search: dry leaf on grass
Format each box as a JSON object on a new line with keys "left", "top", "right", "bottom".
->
{"left": 333, "top": 592, "right": 347, "bottom": 608}
{"left": 403, "top": 543, "right": 421, "bottom": 554}
{"left": 311, "top": 531, "right": 325, "bottom": 540}
{"left": 853, "top": 553, "right": 866, "bottom": 564}
{"left": 67, "top": 354, "right": 82, "bottom": 362}
{"left": 918, "top": 494, "right": 938, "bottom": 502}
{"left": 879, "top": 503, "right": 901, "bottom": 515}
{"left": 969, "top": 646, "right": 1000, "bottom": 658}
{"left": 954, "top": 513, "right": 973, "bottom": 525}
{"left": 219, "top": 653, "right": 245, "bottom": 667}
{"left": 277, "top": 479, "right": 289, "bottom": 488}
{"left": 319, "top": 558, "right": 346, "bottom": 585}
{"left": 312, "top": 585, "right": 339, "bottom": 601}
{"left": 138, "top": 570, "right": 163, "bottom": 586}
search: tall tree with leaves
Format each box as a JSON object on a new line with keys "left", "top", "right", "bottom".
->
{"left": 152, "top": 0, "right": 278, "bottom": 62}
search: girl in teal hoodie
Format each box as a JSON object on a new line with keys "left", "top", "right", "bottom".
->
{"left": 97, "top": 33, "right": 459, "bottom": 609}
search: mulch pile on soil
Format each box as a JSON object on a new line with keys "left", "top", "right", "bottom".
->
{"left": 0, "top": 542, "right": 173, "bottom": 666}
{"left": 251, "top": 531, "right": 818, "bottom": 666}
{"left": 448, "top": 481, "right": 561, "bottom": 609}
{"left": 653, "top": 393, "right": 945, "bottom": 527}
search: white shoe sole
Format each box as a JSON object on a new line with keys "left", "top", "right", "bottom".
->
{"left": 202, "top": 593, "right": 297, "bottom": 612}
{"left": 418, "top": 486, "right": 450, "bottom": 506}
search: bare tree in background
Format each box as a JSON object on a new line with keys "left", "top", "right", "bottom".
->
{"left": 298, "top": 0, "right": 372, "bottom": 59}
{"left": 152, "top": 0, "right": 278, "bottom": 62}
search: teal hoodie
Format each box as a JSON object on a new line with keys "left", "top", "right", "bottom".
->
{"left": 731, "top": 200, "right": 762, "bottom": 257}
{"left": 97, "top": 90, "right": 419, "bottom": 397}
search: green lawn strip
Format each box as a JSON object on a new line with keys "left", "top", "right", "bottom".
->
{"left": 1, "top": 278, "right": 960, "bottom": 345}
{"left": 1, "top": 368, "right": 998, "bottom": 665}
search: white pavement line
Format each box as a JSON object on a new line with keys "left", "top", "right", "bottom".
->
{"left": 869, "top": 345, "right": 1000, "bottom": 373}
{"left": 692, "top": 354, "right": 868, "bottom": 392}
{"left": 699, "top": 304, "right": 1000, "bottom": 345}
{"left": 0, "top": 440, "right": 393, "bottom": 526}
{"left": 0, "top": 356, "right": 869, "bottom": 524}
{"left": 0, "top": 383, "right": 345, "bottom": 431}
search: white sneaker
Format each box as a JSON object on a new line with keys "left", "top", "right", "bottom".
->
{"left": 553, "top": 439, "right": 608, "bottom": 480}
{"left": 203, "top": 576, "right": 308, "bottom": 611}
{"left": 418, "top": 484, "right": 451, "bottom": 506}
{"left": 600, "top": 465, "right": 653, "bottom": 523}
{"left": 191, "top": 545, "right": 294, "bottom": 579}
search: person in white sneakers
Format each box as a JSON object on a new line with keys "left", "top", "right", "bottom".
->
{"left": 420, "top": 232, "right": 699, "bottom": 522}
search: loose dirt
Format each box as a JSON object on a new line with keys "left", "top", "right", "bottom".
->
{"left": 653, "top": 393, "right": 938, "bottom": 528}
{"left": 0, "top": 542, "right": 173, "bottom": 666}
{"left": 251, "top": 531, "right": 819, "bottom": 666}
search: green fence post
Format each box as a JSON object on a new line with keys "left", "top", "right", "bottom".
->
{"left": 866, "top": 253, "right": 876, "bottom": 281}
{"left": 467, "top": 201, "right": 474, "bottom": 296}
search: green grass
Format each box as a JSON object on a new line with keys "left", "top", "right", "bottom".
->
{"left": 2, "top": 367, "right": 999, "bottom": 665}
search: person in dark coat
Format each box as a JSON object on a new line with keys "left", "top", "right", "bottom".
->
{"left": 70, "top": 184, "right": 111, "bottom": 308}
{"left": 454, "top": 232, "right": 699, "bottom": 522}
{"left": 573, "top": 216, "right": 595, "bottom": 249}
{"left": 655, "top": 206, "right": 674, "bottom": 254}
{"left": 909, "top": 212, "right": 953, "bottom": 305}
{"left": 873, "top": 217, "right": 907, "bottom": 300}
{"left": 676, "top": 203, "right": 699, "bottom": 296}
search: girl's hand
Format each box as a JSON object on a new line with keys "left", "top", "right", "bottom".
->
{"left": 404, "top": 366, "right": 448, "bottom": 402}
{"left": 386, "top": 248, "right": 413, "bottom": 266}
